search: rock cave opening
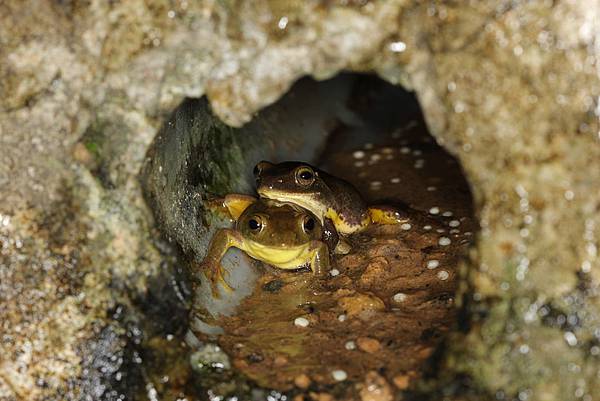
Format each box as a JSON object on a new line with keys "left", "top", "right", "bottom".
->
{"left": 140, "top": 73, "right": 477, "bottom": 400}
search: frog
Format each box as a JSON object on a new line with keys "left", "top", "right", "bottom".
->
{"left": 198, "top": 195, "right": 332, "bottom": 297}
{"left": 253, "top": 161, "right": 409, "bottom": 236}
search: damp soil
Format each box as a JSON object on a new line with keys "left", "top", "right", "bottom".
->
{"left": 195, "top": 120, "right": 476, "bottom": 398}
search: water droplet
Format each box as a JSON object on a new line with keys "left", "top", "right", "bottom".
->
{"left": 564, "top": 331, "right": 578, "bottom": 346}
{"left": 278, "top": 16, "right": 289, "bottom": 30}
{"left": 389, "top": 41, "right": 407, "bottom": 52}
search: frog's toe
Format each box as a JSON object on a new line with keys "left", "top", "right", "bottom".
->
{"left": 368, "top": 205, "right": 410, "bottom": 225}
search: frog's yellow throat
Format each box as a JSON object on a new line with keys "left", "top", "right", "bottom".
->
{"left": 242, "top": 240, "right": 313, "bottom": 269}
{"left": 257, "top": 189, "right": 327, "bottom": 222}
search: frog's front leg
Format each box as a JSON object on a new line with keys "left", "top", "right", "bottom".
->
{"left": 308, "top": 240, "right": 331, "bottom": 276}
{"left": 197, "top": 228, "right": 244, "bottom": 297}
{"left": 368, "top": 205, "right": 411, "bottom": 225}
{"left": 205, "top": 194, "right": 257, "bottom": 221}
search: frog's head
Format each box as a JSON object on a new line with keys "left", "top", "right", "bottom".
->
{"left": 254, "top": 161, "right": 333, "bottom": 219}
{"left": 237, "top": 200, "right": 322, "bottom": 248}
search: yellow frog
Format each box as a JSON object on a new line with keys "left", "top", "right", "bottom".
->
{"left": 199, "top": 196, "right": 332, "bottom": 296}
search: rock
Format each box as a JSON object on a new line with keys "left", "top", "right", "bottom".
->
{"left": 359, "top": 371, "right": 393, "bottom": 401}
{"left": 1, "top": 0, "right": 598, "bottom": 399}
{"left": 356, "top": 337, "right": 382, "bottom": 354}
{"left": 392, "top": 375, "right": 410, "bottom": 390}
{"left": 338, "top": 293, "right": 386, "bottom": 319}
{"left": 294, "top": 373, "right": 311, "bottom": 389}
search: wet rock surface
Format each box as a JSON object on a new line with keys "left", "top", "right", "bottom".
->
{"left": 1, "top": 1, "right": 599, "bottom": 400}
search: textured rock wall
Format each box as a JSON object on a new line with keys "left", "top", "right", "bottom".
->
{"left": 1, "top": 1, "right": 599, "bottom": 400}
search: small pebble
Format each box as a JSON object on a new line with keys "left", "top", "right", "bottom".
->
{"left": 450, "top": 229, "right": 460, "bottom": 234}
{"left": 370, "top": 154, "right": 381, "bottom": 162}
{"left": 392, "top": 293, "right": 407, "bottom": 302}
{"left": 429, "top": 207, "right": 440, "bottom": 215}
{"left": 423, "top": 225, "right": 432, "bottom": 230}
{"left": 437, "top": 270, "right": 449, "bottom": 281}
{"left": 400, "top": 223, "right": 412, "bottom": 230}
{"left": 353, "top": 150, "right": 365, "bottom": 159}
{"left": 412, "top": 150, "right": 423, "bottom": 156}
{"left": 385, "top": 154, "right": 394, "bottom": 160}
{"left": 442, "top": 211, "right": 453, "bottom": 217}
{"left": 330, "top": 268, "right": 340, "bottom": 277}
{"left": 400, "top": 146, "right": 410, "bottom": 154}
{"left": 294, "top": 317, "right": 309, "bottom": 327}
{"left": 427, "top": 186, "right": 437, "bottom": 191}
{"left": 449, "top": 220, "right": 460, "bottom": 227}
{"left": 294, "top": 374, "right": 311, "bottom": 389}
{"left": 332, "top": 370, "right": 348, "bottom": 381}
{"left": 390, "top": 177, "right": 401, "bottom": 184}
{"left": 382, "top": 147, "right": 394, "bottom": 154}
{"left": 354, "top": 161, "right": 365, "bottom": 168}
{"left": 338, "top": 314, "right": 347, "bottom": 322}
{"left": 357, "top": 337, "right": 381, "bottom": 353}
{"left": 436, "top": 229, "right": 445, "bottom": 233}
{"left": 426, "top": 260, "right": 440, "bottom": 269}
{"left": 438, "top": 237, "right": 452, "bottom": 246}
{"left": 345, "top": 341, "right": 356, "bottom": 350}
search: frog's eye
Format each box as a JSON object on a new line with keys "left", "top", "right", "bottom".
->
{"left": 248, "top": 216, "right": 264, "bottom": 232}
{"left": 302, "top": 216, "right": 316, "bottom": 233}
{"left": 295, "top": 166, "right": 315, "bottom": 186}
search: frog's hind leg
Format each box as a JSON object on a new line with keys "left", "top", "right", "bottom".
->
{"left": 196, "top": 228, "right": 244, "bottom": 297}
{"left": 205, "top": 194, "right": 257, "bottom": 221}
{"left": 368, "top": 205, "right": 411, "bottom": 225}
{"left": 308, "top": 240, "right": 331, "bottom": 276}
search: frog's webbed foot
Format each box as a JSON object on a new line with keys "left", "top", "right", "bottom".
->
{"left": 309, "top": 240, "right": 331, "bottom": 276}
{"left": 368, "top": 205, "right": 411, "bottom": 225}
{"left": 193, "top": 258, "right": 233, "bottom": 298}
{"left": 204, "top": 194, "right": 257, "bottom": 221}
{"left": 196, "top": 228, "right": 243, "bottom": 298}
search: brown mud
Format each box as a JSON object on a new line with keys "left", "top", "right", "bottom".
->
{"left": 197, "top": 119, "right": 476, "bottom": 399}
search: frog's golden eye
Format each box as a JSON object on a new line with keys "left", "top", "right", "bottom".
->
{"left": 295, "top": 166, "right": 315, "bottom": 186}
{"left": 302, "top": 216, "right": 316, "bottom": 233}
{"left": 248, "top": 216, "right": 264, "bottom": 232}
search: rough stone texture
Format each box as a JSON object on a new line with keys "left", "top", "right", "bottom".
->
{"left": 1, "top": 0, "right": 599, "bottom": 400}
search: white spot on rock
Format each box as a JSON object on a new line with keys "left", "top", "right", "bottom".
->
{"left": 332, "top": 370, "right": 348, "bottom": 381}
{"left": 294, "top": 317, "right": 309, "bottom": 327}
{"left": 438, "top": 237, "right": 451, "bottom": 246}
{"left": 392, "top": 293, "right": 407, "bottom": 302}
